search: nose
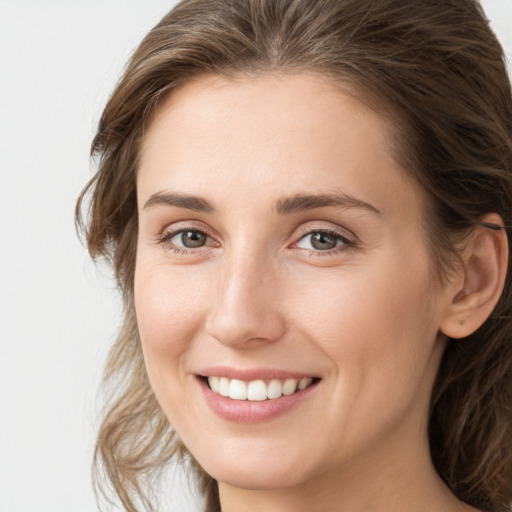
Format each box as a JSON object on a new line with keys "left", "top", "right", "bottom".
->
{"left": 204, "top": 249, "right": 286, "bottom": 349}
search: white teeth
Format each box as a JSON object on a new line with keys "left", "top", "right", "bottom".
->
{"left": 218, "top": 377, "right": 230, "bottom": 397}
{"left": 229, "top": 379, "right": 247, "bottom": 400}
{"left": 298, "top": 377, "right": 313, "bottom": 390}
{"left": 247, "top": 380, "right": 267, "bottom": 401}
{"left": 267, "top": 379, "right": 282, "bottom": 399}
{"left": 282, "top": 378, "right": 298, "bottom": 395}
{"left": 206, "top": 376, "right": 315, "bottom": 401}
{"left": 208, "top": 376, "right": 220, "bottom": 393}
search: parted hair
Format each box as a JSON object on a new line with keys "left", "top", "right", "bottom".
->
{"left": 76, "top": 1, "right": 512, "bottom": 511}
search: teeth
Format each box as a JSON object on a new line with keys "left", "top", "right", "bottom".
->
{"left": 218, "top": 377, "right": 230, "bottom": 397}
{"left": 206, "top": 376, "right": 315, "bottom": 401}
{"left": 282, "top": 378, "right": 298, "bottom": 395}
{"left": 267, "top": 379, "right": 282, "bottom": 399}
{"left": 208, "top": 376, "right": 220, "bottom": 393}
{"left": 247, "top": 380, "right": 267, "bottom": 401}
{"left": 298, "top": 377, "right": 313, "bottom": 390}
{"left": 229, "top": 379, "right": 247, "bottom": 400}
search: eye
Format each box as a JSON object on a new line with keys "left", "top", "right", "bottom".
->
{"left": 296, "top": 230, "right": 351, "bottom": 252}
{"left": 157, "top": 227, "right": 216, "bottom": 252}
{"left": 171, "top": 229, "right": 209, "bottom": 248}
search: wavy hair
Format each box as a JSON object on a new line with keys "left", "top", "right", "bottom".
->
{"left": 76, "top": 1, "right": 512, "bottom": 511}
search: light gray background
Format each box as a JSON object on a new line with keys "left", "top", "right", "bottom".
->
{"left": 0, "top": 2, "right": 510, "bottom": 511}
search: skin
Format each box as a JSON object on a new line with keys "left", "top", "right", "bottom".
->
{"left": 134, "top": 72, "right": 489, "bottom": 511}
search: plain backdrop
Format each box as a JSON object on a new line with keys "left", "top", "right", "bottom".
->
{"left": 0, "top": 2, "right": 510, "bottom": 511}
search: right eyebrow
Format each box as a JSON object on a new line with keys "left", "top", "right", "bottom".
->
{"left": 143, "top": 191, "right": 215, "bottom": 213}
{"left": 274, "top": 193, "right": 381, "bottom": 215}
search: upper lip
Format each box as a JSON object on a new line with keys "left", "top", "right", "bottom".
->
{"left": 197, "top": 366, "right": 319, "bottom": 381}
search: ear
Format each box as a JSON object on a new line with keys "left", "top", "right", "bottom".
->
{"left": 440, "top": 213, "right": 508, "bottom": 339}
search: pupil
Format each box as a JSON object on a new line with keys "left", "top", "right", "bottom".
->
{"left": 181, "top": 230, "right": 206, "bottom": 248}
{"left": 311, "top": 232, "right": 337, "bottom": 250}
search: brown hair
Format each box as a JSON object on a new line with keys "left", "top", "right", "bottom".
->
{"left": 76, "top": 1, "right": 512, "bottom": 511}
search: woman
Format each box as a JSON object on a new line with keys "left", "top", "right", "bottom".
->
{"left": 76, "top": 0, "right": 512, "bottom": 511}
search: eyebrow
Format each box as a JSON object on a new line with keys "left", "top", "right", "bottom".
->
{"left": 274, "top": 193, "right": 381, "bottom": 215}
{"left": 143, "top": 191, "right": 214, "bottom": 213}
{"left": 143, "top": 191, "right": 380, "bottom": 215}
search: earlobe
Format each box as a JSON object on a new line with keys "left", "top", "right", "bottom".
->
{"left": 440, "top": 213, "right": 508, "bottom": 339}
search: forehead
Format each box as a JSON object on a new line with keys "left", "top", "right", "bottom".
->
{"left": 137, "top": 71, "right": 422, "bottom": 217}
{"left": 141, "top": 71, "right": 392, "bottom": 161}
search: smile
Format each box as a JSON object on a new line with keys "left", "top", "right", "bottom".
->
{"left": 197, "top": 369, "right": 321, "bottom": 422}
{"left": 207, "top": 376, "right": 315, "bottom": 401}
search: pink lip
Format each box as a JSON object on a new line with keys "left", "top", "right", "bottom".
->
{"left": 196, "top": 372, "right": 320, "bottom": 424}
{"left": 198, "top": 366, "right": 316, "bottom": 381}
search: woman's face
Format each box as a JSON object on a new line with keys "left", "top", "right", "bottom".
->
{"left": 135, "top": 72, "right": 455, "bottom": 492}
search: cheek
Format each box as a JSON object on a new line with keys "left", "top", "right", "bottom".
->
{"left": 135, "top": 262, "right": 205, "bottom": 354}
{"left": 294, "top": 262, "right": 434, "bottom": 350}
{"left": 133, "top": 261, "right": 209, "bottom": 419}
{"left": 299, "top": 262, "right": 439, "bottom": 461}
{"left": 133, "top": 261, "right": 211, "bottom": 430}
{"left": 289, "top": 251, "right": 439, "bottom": 413}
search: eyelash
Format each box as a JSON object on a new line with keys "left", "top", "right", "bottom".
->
{"left": 156, "top": 226, "right": 216, "bottom": 255}
{"left": 294, "top": 228, "right": 355, "bottom": 257}
{"left": 156, "top": 226, "right": 355, "bottom": 257}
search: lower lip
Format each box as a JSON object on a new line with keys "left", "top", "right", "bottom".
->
{"left": 197, "top": 377, "right": 319, "bottom": 423}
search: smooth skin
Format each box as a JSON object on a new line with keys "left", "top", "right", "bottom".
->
{"left": 134, "top": 72, "right": 507, "bottom": 512}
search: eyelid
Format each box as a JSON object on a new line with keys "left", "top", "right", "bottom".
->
{"left": 292, "top": 222, "right": 356, "bottom": 243}
{"left": 154, "top": 220, "right": 357, "bottom": 256}
{"left": 290, "top": 223, "right": 357, "bottom": 255}
{"left": 156, "top": 222, "right": 219, "bottom": 248}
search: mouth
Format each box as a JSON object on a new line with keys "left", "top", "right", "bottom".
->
{"left": 197, "top": 370, "right": 321, "bottom": 423}
{"left": 201, "top": 375, "right": 320, "bottom": 401}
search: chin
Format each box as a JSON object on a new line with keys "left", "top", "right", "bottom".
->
{"left": 191, "top": 440, "right": 318, "bottom": 491}
{"left": 209, "top": 464, "right": 308, "bottom": 491}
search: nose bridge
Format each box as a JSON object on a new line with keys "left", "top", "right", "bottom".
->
{"left": 205, "top": 241, "right": 285, "bottom": 347}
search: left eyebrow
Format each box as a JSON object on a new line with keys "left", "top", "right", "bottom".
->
{"left": 143, "top": 191, "right": 215, "bottom": 213}
{"left": 274, "top": 193, "right": 381, "bottom": 215}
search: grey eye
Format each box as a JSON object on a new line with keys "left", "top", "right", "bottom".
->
{"left": 310, "top": 232, "right": 338, "bottom": 250}
{"left": 173, "top": 230, "right": 208, "bottom": 248}
{"left": 297, "top": 231, "right": 345, "bottom": 251}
